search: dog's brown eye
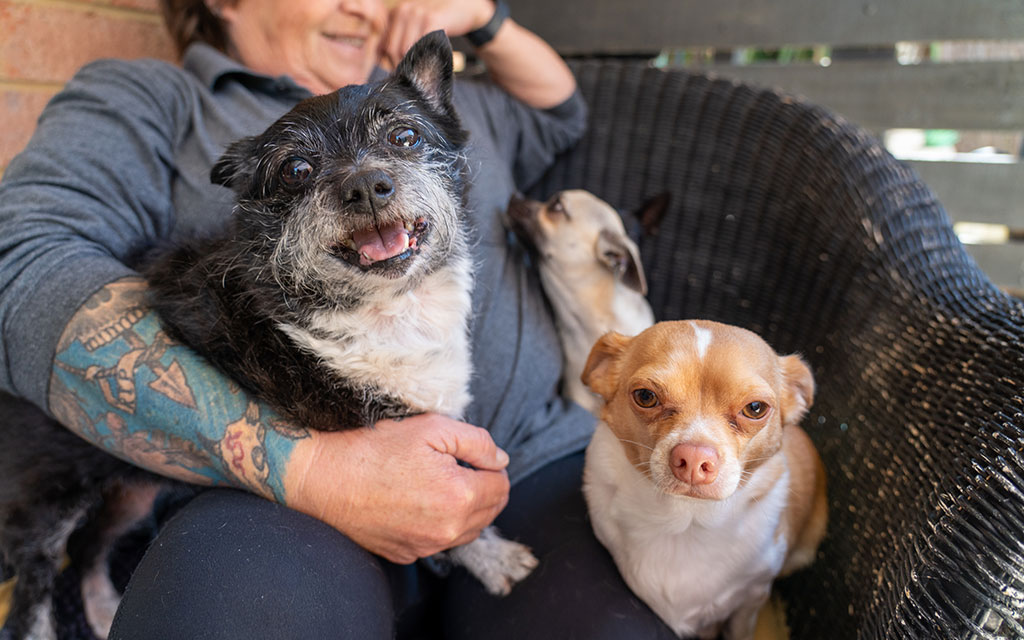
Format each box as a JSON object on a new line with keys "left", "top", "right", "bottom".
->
{"left": 388, "top": 127, "right": 421, "bottom": 148}
{"left": 280, "top": 157, "right": 313, "bottom": 188}
{"left": 632, "top": 388, "right": 659, "bottom": 408}
{"left": 741, "top": 401, "right": 769, "bottom": 419}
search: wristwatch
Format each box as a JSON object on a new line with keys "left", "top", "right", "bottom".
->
{"left": 465, "top": 0, "right": 510, "bottom": 48}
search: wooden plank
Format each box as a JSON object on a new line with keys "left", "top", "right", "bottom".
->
{"left": 962, "top": 244, "right": 1024, "bottom": 291}
{"left": 908, "top": 161, "right": 1024, "bottom": 227}
{"left": 510, "top": 0, "right": 1024, "bottom": 54}
{"left": 698, "top": 61, "right": 1024, "bottom": 131}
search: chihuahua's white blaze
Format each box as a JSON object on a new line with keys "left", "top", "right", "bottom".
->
{"left": 690, "top": 321, "right": 712, "bottom": 361}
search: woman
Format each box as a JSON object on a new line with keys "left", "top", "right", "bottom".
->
{"left": 0, "top": 0, "right": 677, "bottom": 637}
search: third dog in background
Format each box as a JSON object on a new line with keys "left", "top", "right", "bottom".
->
{"left": 506, "top": 190, "right": 667, "bottom": 414}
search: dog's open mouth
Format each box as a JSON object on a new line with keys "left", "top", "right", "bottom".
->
{"left": 332, "top": 217, "right": 429, "bottom": 270}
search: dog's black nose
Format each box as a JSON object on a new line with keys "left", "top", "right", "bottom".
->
{"left": 342, "top": 170, "right": 395, "bottom": 212}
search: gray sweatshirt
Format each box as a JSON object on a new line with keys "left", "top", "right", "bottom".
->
{"left": 0, "top": 43, "right": 594, "bottom": 483}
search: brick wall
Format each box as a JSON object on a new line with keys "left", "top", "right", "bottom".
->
{"left": 0, "top": 0, "right": 176, "bottom": 175}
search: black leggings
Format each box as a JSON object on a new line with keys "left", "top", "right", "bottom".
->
{"left": 109, "top": 453, "right": 677, "bottom": 639}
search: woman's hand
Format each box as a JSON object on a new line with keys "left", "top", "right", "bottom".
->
{"left": 380, "top": 0, "right": 493, "bottom": 69}
{"left": 381, "top": 0, "right": 576, "bottom": 109}
{"left": 284, "top": 413, "right": 511, "bottom": 564}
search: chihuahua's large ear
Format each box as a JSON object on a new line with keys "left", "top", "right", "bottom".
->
{"left": 210, "top": 135, "right": 260, "bottom": 191}
{"left": 597, "top": 229, "right": 648, "bottom": 295}
{"left": 635, "top": 192, "right": 671, "bottom": 237}
{"left": 780, "top": 354, "right": 815, "bottom": 426}
{"left": 581, "top": 332, "right": 633, "bottom": 401}
{"left": 394, "top": 30, "right": 455, "bottom": 116}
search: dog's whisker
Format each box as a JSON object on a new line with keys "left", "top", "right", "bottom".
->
{"left": 616, "top": 437, "right": 655, "bottom": 452}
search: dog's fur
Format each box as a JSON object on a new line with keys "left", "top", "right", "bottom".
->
{"left": 506, "top": 190, "right": 667, "bottom": 414}
{"left": 581, "top": 320, "right": 828, "bottom": 639}
{"left": 0, "top": 32, "right": 536, "bottom": 640}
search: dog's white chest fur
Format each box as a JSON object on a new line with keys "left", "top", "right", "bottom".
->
{"left": 280, "top": 260, "right": 473, "bottom": 418}
{"left": 584, "top": 423, "right": 790, "bottom": 637}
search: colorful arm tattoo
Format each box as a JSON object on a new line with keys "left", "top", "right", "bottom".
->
{"left": 48, "top": 277, "right": 309, "bottom": 502}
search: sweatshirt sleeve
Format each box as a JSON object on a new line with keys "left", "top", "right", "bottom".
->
{"left": 455, "top": 78, "right": 588, "bottom": 191}
{"left": 0, "top": 58, "right": 189, "bottom": 409}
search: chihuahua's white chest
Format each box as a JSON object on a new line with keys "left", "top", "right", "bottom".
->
{"left": 584, "top": 423, "right": 790, "bottom": 637}
{"left": 280, "top": 261, "right": 473, "bottom": 417}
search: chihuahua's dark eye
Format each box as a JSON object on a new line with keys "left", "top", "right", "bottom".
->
{"left": 545, "top": 198, "right": 570, "bottom": 222}
{"left": 280, "top": 157, "right": 313, "bottom": 188}
{"left": 388, "top": 127, "right": 421, "bottom": 148}
{"left": 741, "top": 401, "right": 769, "bottom": 419}
{"left": 632, "top": 388, "right": 659, "bottom": 408}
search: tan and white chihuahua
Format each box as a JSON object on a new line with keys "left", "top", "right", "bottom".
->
{"left": 506, "top": 189, "right": 667, "bottom": 414}
{"left": 581, "top": 320, "right": 828, "bottom": 639}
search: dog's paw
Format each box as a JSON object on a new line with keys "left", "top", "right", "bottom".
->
{"left": 447, "top": 526, "right": 538, "bottom": 596}
{"left": 81, "top": 565, "right": 122, "bottom": 639}
{"left": 479, "top": 538, "right": 538, "bottom": 596}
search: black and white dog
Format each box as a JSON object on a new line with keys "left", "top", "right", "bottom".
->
{"left": 0, "top": 32, "right": 535, "bottom": 640}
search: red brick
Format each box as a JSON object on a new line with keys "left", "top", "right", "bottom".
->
{"left": 0, "top": 86, "right": 58, "bottom": 170}
{"left": 0, "top": 1, "right": 175, "bottom": 84}
{"left": 76, "top": 0, "right": 163, "bottom": 11}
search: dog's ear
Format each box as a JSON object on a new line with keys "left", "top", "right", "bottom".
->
{"left": 394, "top": 30, "right": 455, "bottom": 117}
{"left": 582, "top": 331, "right": 632, "bottom": 401}
{"left": 210, "top": 136, "right": 260, "bottom": 191}
{"left": 634, "top": 192, "right": 671, "bottom": 237}
{"left": 779, "top": 354, "right": 815, "bottom": 426}
{"left": 597, "top": 229, "right": 648, "bottom": 296}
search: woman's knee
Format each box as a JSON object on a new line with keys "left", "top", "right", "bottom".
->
{"left": 110, "top": 489, "right": 394, "bottom": 640}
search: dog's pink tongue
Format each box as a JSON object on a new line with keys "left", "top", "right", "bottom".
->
{"left": 353, "top": 221, "right": 410, "bottom": 266}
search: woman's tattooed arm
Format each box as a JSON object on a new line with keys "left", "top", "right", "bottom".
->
{"left": 48, "top": 277, "right": 309, "bottom": 501}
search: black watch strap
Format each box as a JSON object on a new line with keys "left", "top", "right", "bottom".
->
{"left": 466, "top": 0, "right": 510, "bottom": 48}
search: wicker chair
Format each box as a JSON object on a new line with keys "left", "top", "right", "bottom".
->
{"left": 528, "top": 59, "right": 1024, "bottom": 639}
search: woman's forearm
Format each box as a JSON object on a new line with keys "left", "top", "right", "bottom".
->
{"left": 48, "top": 276, "right": 308, "bottom": 502}
{"left": 47, "top": 276, "right": 512, "bottom": 565}
{"left": 473, "top": 17, "right": 577, "bottom": 109}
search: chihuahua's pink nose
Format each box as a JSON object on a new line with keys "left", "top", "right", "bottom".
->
{"left": 670, "top": 444, "right": 719, "bottom": 485}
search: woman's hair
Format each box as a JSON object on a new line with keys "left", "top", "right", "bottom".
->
{"left": 159, "top": 0, "right": 233, "bottom": 57}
